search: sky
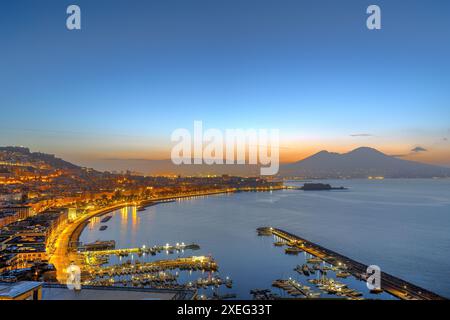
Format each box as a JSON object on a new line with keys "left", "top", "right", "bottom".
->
{"left": 0, "top": 0, "right": 449, "bottom": 171}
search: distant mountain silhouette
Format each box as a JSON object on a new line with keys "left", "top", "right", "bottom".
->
{"left": 5, "top": 145, "right": 447, "bottom": 178}
{"left": 280, "top": 147, "right": 450, "bottom": 178}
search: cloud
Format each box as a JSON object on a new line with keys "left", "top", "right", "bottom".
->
{"left": 444, "top": 137, "right": 448, "bottom": 141}
{"left": 411, "top": 146, "right": 427, "bottom": 153}
{"left": 350, "top": 133, "right": 373, "bottom": 137}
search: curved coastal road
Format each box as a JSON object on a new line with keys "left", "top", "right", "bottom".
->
{"left": 48, "top": 189, "right": 244, "bottom": 283}
{"left": 49, "top": 203, "right": 131, "bottom": 282}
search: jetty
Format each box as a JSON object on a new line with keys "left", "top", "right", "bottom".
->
{"left": 80, "top": 243, "right": 200, "bottom": 258}
{"left": 86, "top": 256, "right": 218, "bottom": 279}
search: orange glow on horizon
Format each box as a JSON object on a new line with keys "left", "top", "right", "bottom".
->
{"left": 55, "top": 138, "right": 449, "bottom": 170}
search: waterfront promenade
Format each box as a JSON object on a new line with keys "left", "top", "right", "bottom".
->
{"left": 49, "top": 203, "right": 128, "bottom": 282}
{"left": 259, "top": 227, "right": 446, "bottom": 300}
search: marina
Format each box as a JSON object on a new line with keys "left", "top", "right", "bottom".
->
{"left": 78, "top": 181, "right": 450, "bottom": 299}
{"left": 75, "top": 240, "right": 235, "bottom": 298}
{"left": 80, "top": 255, "right": 235, "bottom": 296}
{"left": 2, "top": 0, "right": 450, "bottom": 306}
{"left": 258, "top": 227, "right": 446, "bottom": 300}
{"left": 85, "top": 256, "right": 218, "bottom": 277}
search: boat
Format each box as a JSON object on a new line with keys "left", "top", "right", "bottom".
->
{"left": 212, "top": 293, "right": 237, "bottom": 300}
{"left": 370, "top": 288, "right": 383, "bottom": 294}
{"left": 294, "top": 264, "right": 310, "bottom": 276}
{"left": 302, "top": 264, "right": 310, "bottom": 276}
{"left": 99, "top": 225, "right": 108, "bottom": 231}
{"left": 225, "top": 277, "right": 233, "bottom": 288}
{"left": 301, "top": 183, "right": 347, "bottom": 191}
{"left": 349, "top": 291, "right": 363, "bottom": 297}
{"left": 307, "top": 292, "right": 321, "bottom": 298}
{"left": 184, "top": 244, "right": 200, "bottom": 250}
{"left": 273, "top": 241, "right": 285, "bottom": 247}
{"left": 307, "top": 257, "right": 322, "bottom": 264}
{"left": 326, "top": 287, "right": 338, "bottom": 294}
{"left": 100, "top": 216, "right": 112, "bottom": 223}
{"left": 319, "top": 269, "right": 327, "bottom": 276}
{"left": 308, "top": 265, "right": 316, "bottom": 274}
{"left": 285, "top": 247, "right": 302, "bottom": 255}
{"left": 336, "top": 271, "right": 351, "bottom": 278}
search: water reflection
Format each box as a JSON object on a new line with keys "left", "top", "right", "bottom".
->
{"left": 80, "top": 179, "right": 450, "bottom": 298}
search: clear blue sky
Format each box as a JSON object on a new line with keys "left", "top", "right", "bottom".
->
{"left": 0, "top": 0, "right": 449, "bottom": 167}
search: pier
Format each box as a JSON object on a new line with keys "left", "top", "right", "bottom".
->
{"left": 272, "top": 279, "right": 320, "bottom": 298}
{"left": 258, "top": 227, "right": 446, "bottom": 300}
{"left": 86, "top": 256, "right": 218, "bottom": 278}
{"left": 82, "top": 256, "right": 218, "bottom": 282}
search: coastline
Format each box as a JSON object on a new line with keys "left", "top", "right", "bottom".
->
{"left": 47, "top": 180, "right": 450, "bottom": 299}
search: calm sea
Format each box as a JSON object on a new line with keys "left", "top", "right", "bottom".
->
{"left": 80, "top": 179, "right": 450, "bottom": 299}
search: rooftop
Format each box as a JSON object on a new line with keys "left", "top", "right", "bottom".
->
{"left": 0, "top": 282, "right": 196, "bottom": 300}
{"left": 42, "top": 283, "right": 196, "bottom": 300}
{"left": 0, "top": 281, "right": 42, "bottom": 299}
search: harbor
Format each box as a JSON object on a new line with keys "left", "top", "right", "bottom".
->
{"left": 64, "top": 186, "right": 450, "bottom": 300}
{"left": 257, "top": 227, "right": 446, "bottom": 300}
{"left": 74, "top": 239, "right": 236, "bottom": 299}
{"left": 77, "top": 248, "right": 236, "bottom": 298}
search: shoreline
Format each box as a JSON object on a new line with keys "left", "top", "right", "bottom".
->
{"left": 49, "top": 186, "right": 285, "bottom": 282}
{"left": 50, "top": 185, "right": 448, "bottom": 300}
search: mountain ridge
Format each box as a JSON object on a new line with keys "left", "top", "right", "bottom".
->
{"left": 2, "top": 145, "right": 449, "bottom": 178}
{"left": 281, "top": 147, "right": 450, "bottom": 178}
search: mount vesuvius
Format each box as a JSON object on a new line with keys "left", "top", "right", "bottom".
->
{"left": 280, "top": 147, "right": 450, "bottom": 178}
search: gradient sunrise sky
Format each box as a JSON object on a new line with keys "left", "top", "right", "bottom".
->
{"left": 1, "top": 0, "right": 449, "bottom": 170}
